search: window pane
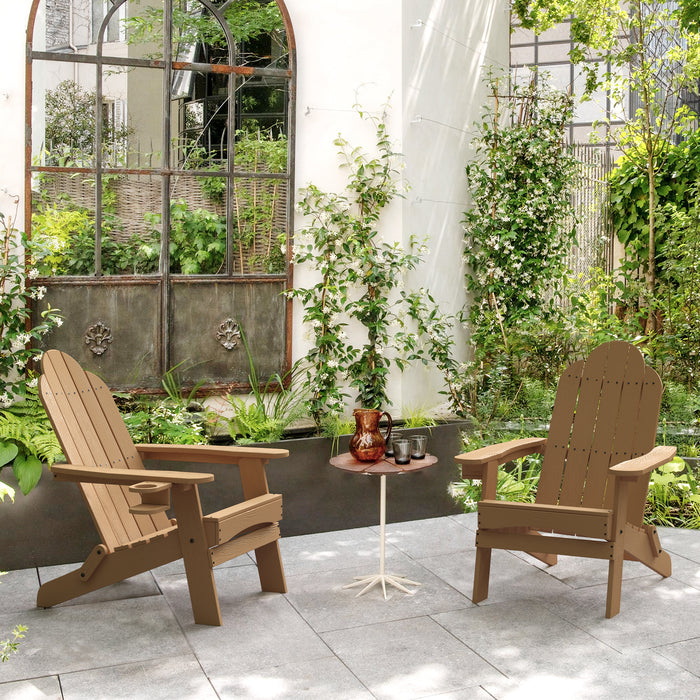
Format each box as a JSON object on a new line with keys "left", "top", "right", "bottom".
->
{"left": 232, "top": 175, "right": 287, "bottom": 274}
{"left": 102, "top": 174, "right": 161, "bottom": 275}
{"left": 107, "top": 64, "right": 165, "bottom": 168}
{"left": 34, "top": 66, "right": 97, "bottom": 168}
{"left": 168, "top": 174, "right": 227, "bottom": 274}
{"left": 173, "top": 67, "right": 231, "bottom": 164}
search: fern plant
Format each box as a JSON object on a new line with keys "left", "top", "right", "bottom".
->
{"left": 0, "top": 387, "right": 62, "bottom": 497}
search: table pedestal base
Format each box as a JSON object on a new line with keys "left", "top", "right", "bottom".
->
{"left": 343, "top": 573, "right": 420, "bottom": 598}
{"left": 342, "top": 474, "right": 422, "bottom": 599}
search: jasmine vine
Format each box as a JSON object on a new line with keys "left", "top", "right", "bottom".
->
{"left": 1, "top": 199, "right": 62, "bottom": 403}
{"left": 463, "top": 73, "right": 578, "bottom": 355}
{"left": 290, "top": 106, "right": 450, "bottom": 424}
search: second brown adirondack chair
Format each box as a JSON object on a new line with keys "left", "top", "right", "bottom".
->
{"left": 456, "top": 341, "right": 675, "bottom": 618}
{"left": 37, "top": 349, "right": 288, "bottom": 626}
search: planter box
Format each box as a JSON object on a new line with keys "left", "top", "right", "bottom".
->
{"left": 1, "top": 422, "right": 469, "bottom": 571}
{"left": 682, "top": 456, "right": 700, "bottom": 476}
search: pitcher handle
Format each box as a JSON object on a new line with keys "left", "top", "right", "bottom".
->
{"left": 381, "top": 412, "right": 393, "bottom": 444}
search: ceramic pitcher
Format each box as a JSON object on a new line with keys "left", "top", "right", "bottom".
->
{"left": 348, "top": 408, "right": 393, "bottom": 462}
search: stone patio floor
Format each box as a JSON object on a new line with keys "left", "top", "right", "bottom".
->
{"left": 1, "top": 512, "right": 699, "bottom": 699}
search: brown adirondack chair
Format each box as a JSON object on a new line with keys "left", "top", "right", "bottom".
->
{"left": 37, "top": 349, "right": 288, "bottom": 626}
{"left": 456, "top": 341, "right": 675, "bottom": 618}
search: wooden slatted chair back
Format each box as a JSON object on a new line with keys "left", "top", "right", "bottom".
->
{"left": 536, "top": 341, "right": 662, "bottom": 526}
{"left": 39, "top": 350, "right": 172, "bottom": 551}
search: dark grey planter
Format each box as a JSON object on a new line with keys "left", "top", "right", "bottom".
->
{"left": 682, "top": 456, "right": 700, "bottom": 476}
{"left": 1, "top": 421, "right": 469, "bottom": 571}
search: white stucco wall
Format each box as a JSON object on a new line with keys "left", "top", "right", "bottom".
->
{"left": 399, "top": 0, "right": 509, "bottom": 409}
{"left": 285, "top": 0, "right": 509, "bottom": 414}
{"left": 0, "top": 1, "right": 34, "bottom": 223}
{"left": 1, "top": 0, "right": 509, "bottom": 416}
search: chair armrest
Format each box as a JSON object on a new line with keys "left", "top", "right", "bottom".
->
{"left": 135, "top": 444, "right": 289, "bottom": 464}
{"left": 50, "top": 464, "right": 215, "bottom": 485}
{"left": 609, "top": 445, "right": 676, "bottom": 479}
{"left": 455, "top": 438, "right": 547, "bottom": 479}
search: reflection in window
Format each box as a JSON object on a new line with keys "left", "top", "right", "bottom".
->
{"left": 30, "top": 0, "right": 293, "bottom": 278}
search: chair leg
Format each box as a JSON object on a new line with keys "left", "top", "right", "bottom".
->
{"left": 172, "top": 484, "right": 222, "bottom": 626}
{"left": 472, "top": 546, "right": 492, "bottom": 603}
{"left": 606, "top": 553, "right": 624, "bottom": 618}
{"left": 255, "top": 540, "right": 287, "bottom": 593}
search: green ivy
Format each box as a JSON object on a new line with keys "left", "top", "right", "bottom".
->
{"left": 288, "top": 105, "right": 455, "bottom": 423}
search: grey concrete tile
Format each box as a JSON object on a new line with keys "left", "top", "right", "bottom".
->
{"left": 60, "top": 654, "right": 218, "bottom": 700}
{"left": 418, "top": 547, "right": 573, "bottom": 603}
{"left": 37, "top": 563, "right": 160, "bottom": 606}
{"left": 0, "top": 676, "right": 62, "bottom": 699}
{"left": 285, "top": 555, "right": 472, "bottom": 633}
{"left": 659, "top": 526, "right": 700, "bottom": 563}
{"left": 670, "top": 551, "right": 700, "bottom": 590}
{"left": 158, "top": 566, "right": 333, "bottom": 675}
{"left": 382, "top": 516, "right": 476, "bottom": 559}
{"left": 210, "top": 656, "right": 373, "bottom": 699}
{"left": 278, "top": 526, "right": 381, "bottom": 577}
{"left": 654, "top": 636, "right": 700, "bottom": 678}
{"left": 151, "top": 551, "right": 254, "bottom": 579}
{"left": 0, "top": 597, "right": 189, "bottom": 684}
{"left": 544, "top": 574, "right": 700, "bottom": 651}
{"left": 0, "top": 568, "right": 41, "bottom": 613}
{"left": 509, "top": 549, "right": 653, "bottom": 588}
{"left": 321, "top": 616, "right": 504, "bottom": 700}
{"left": 482, "top": 649, "right": 700, "bottom": 700}
{"left": 419, "top": 690, "right": 493, "bottom": 700}
{"left": 434, "top": 600, "right": 614, "bottom": 680}
{"left": 484, "top": 652, "right": 700, "bottom": 700}
{"left": 448, "top": 511, "right": 479, "bottom": 532}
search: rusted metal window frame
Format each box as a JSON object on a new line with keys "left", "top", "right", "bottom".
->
{"left": 25, "top": 0, "right": 296, "bottom": 387}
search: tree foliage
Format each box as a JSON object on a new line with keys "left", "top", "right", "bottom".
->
{"left": 126, "top": 0, "right": 285, "bottom": 56}
{"left": 513, "top": 1, "right": 700, "bottom": 333}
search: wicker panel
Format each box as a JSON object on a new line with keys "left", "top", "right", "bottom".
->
{"left": 37, "top": 172, "right": 287, "bottom": 274}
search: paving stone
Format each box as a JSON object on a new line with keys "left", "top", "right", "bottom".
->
{"left": 158, "top": 565, "right": 333, "bottom": 676}
{"left": 654, "top": 636, "right": 700, "bottom": 678}
{"left": 0, "top": 676, "right": 62, "bottom": 700}
{"left": 37, "top": 564, "right": 160, "bottom": 607}
{"left": 0, "top": 597, "right": 188, "bottom": 684}
{"left": 659, "top": 526, "right": 700, "bottom": 563}
{"left": 322, "top": 616, "right": 504, "bottom": 700}
{"left": 668, "top": 550, "right": 700, "bottom": 590}
{"left": 278, "top": 526, "right": 385, "bottom": 577}
{"left": 61, "top": 654, "right": 218, "bottom": 700}
{"left": 0, "top": 518, "right": 697, "bottom": 697}
{"left": 418, "top": 546, "right": 573, "bottom": 603}
{"left": 285, "top": 554, "right": 472, "bottom": 634}
{"left": 210, "top": 656, "right": 374, "bottom": 699}
{"left": 382, "top": 516, "right": 477, "bottom": 560}
{"left": 544, "top": 574, "right": 700, "bottom": 651}
{"left": 0, "top": 568, "right": 41, "bottom": 614}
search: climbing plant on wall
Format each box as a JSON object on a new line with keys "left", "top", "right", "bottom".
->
{"left": 463, "top": 72, "right": 578, "bottom": 361}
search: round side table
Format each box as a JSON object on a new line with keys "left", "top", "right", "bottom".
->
{"left": 329, "top": 451, "right": 438, "bottom": 598}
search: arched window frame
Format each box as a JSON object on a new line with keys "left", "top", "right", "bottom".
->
{"left": 25, "top": 0, "right": 296, "bottom": 391}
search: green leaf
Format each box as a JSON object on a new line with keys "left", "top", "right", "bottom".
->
{"left": 0, "top": 479, "right": 15, "bottom": 503}
{"left": 0, "top": 441, "right": 19, "bottom": 468}
{"left": 12, "top": 453, "right": 43, "bottom": 496}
